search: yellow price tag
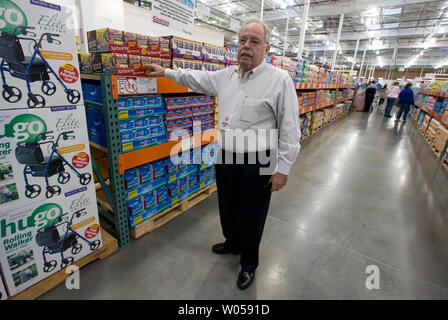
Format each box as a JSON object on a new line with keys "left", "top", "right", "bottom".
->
{"left": 172, "top": 197, "right": 178, "bottom": 204}
{"left": 128, "top": 190, "right": 138, "bottom": 199}
{"left": 200, "top": 183, "right": 205, "bottom": 189}
{"left": 169, "top": 175, "right": 176, "bottom": 183}
{"left": 201, "top": 164, "right": 206, "bottom": 170}
{"left": 123, "top": 142, "right": 133, "bottom": 152}
{"left": 119, "top": 110, "right": 129, "bottom": 119}
{"left": 134, "top": 216, "right": 142, "bottom": 225}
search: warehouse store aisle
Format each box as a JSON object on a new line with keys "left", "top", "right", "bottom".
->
{"left": 40, "top": 111, "right": 448, "bottom": 300}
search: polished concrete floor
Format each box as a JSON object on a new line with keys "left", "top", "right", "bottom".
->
{"left": 40, "top": 109, "right": 448, "bottom": 300}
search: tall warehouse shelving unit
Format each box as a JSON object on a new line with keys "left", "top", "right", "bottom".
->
{"left": 81, "top": 74, "right": 218, "bottom": 247}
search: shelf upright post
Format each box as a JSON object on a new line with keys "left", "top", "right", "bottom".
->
{"left": 99, "top": 74, "right": 130, "bottom": 248}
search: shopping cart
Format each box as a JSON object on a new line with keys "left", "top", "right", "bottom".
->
{"left": 0, "top": 26, "right": 80, "bottom": 108}
{"left": 15, "top": 131, "right": 92, "bottom": 199}
{"left": 36, "top": 208, "right": 101, "bottom": 272}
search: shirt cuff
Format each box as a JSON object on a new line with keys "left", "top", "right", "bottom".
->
{"left": 277, "top": 159, "right": 292, "bottom": 175}
{"left": 164, "top": 68, "right": 175, "bottom": 80}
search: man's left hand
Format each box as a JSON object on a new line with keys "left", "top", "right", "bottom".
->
{"left": 269, "top": 172, "right": 288, "bottom": 192}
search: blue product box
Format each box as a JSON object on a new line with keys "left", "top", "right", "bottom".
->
{"left": 131, "top": 97, "right": 145, "bottom": 107}
{"left": 133, "top": 118, "right": 148, "bottom": 128}
{"left": 151, "top": 160, "right": 165, "bottom": 179}
{"left": 132, "top": 138, "right": 150, "bottom": 150}
{"left": 117, "top": 99, "right": 130, "bottom": 109}
{"left": 82, "top": 83, "right": 102, "bottom": 103}
{"left": 127, "top": 197, "right": 143, "bottom": 216}
{"left": 205, "top": 166, "right": 215, "bottom": 179}
{"left": 145, "top": 106, "right": 165, "bottom": 116}
{"left": 148, "top": 116, "right": 164, "bottom": 126}
{"left": 137, "top": 164, "right": 152, "bottom": 184}
{"left": 140, "top": 177, "right": 166, "bottom": 194}
{"left": 142, "top": 191, "right": 156, "bottom": 209}
{"left": 198, "top": 169, "right": 206, "bottom": 182}
{"left": 134, "top": 127, "right": 149, "bottom": 140}
{"left": 127, "top": 108, "right": 146, "bottom": 118}
{"left": 156, "top": 186, "right": 169, "bottom": 203}
{"left": 151, "top": 124, "right": 166, "bottom": 136}
{"left": 178, "top": 176, "right": 189, "bottom": 193}
{"left": 120, "top": 120, "right": 134, "bottom": 130}
{"left": 167, "top": 181, "right": 180, "bottom": 197}
{"left": 120, "top": 130, "right": 135, "bottom": 142}
{"left": 124, "top": 168, "right": 139, "bottom": 189}
{"left": 188, "top": 173, "right": 198, "bottom": 188}
{"left": 164, "top": 157, "right": 178, "bottom": 175}
{"left": 177, "top": 165, "right": 197, "bottom": 180}
{"left": 147, "top": 95, "right": 163, "bottom": 107}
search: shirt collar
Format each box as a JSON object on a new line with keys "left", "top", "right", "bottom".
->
{"left": 235, "top": 60, "right": 267, "bottom": 79}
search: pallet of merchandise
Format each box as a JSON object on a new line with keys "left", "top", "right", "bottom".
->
{"left": 8, "top": 229, "right": 118, "bottom": 300}
{"left": 130, "top": 182, "right": 217, "bottom": 239}
{"left": 442, "top": 156, "right": 448, "bottom": 173}
{"left": 431, "top": 144, "right": 442, "bottom": 158}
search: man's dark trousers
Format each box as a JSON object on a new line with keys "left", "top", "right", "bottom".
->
{"left": 215, "top": 149, "right": 273, "bottom": 273}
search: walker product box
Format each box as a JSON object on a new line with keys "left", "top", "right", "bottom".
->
{"left": 0, "top": 106, "right": 95, "bottom": 211}
{"left": 0, "top": 185, "right": 102, "bottom": 296}
{"left": 0, "top": 0, "right": 84, "bottom": 109}
{"left": 0, "top": 273, "right": 7, "bottom": 299}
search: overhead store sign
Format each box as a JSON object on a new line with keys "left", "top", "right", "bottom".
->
{"left": 152, "top": 0, "right": 195, "bottom": 36}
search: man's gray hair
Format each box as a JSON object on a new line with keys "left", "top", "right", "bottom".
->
{"left": 238, "top": 18, "right": 271, "bottom": 45}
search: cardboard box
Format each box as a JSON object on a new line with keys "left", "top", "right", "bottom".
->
{"left": 90, "top": 52, "right": 102, "bottom": 73}
{"left": 128, "top": 54, "right": 141, "bottom": 68}
{"left": 0, "top": 184, "right": 102, "bottom": 296}
{"left": 165, "top": 36, "right": 202, "bottom": 60}
{"left": 136, "top": 34, "right": 149, "bottom": 46}
{"left": 0, "top": 106, "right": 95, "bottom": 212}
{"left": 202, "top": 43, "right": 226, "bottom": 64}
{"left": 101, "top": 53, "right": 129, "bottom": 73}
{"left": 0, "top": 273, "right": 7, "bottom": 300}
{"left": 0, "top": 0, "right": 83, "bottom": 109}
{"left": 79, "top": 54, "right": 93, "bottom": 73}
{"left": 123, "top": 32, "right": 136, "bottom": 43}
{"left": 87, "top": 28, "right": 123, "bottom": 52}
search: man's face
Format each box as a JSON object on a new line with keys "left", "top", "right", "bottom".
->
{"left": 237, "top": 22, "right": 270, "bottom": 71}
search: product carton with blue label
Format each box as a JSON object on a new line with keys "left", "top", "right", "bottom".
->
{"left": 0, "top": 0, "right": 83, "bottom": 109}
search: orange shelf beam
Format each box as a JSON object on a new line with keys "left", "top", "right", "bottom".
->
{"left": 117, "top": 130, "right": 218, "bottom": 174}
{"left": 157, "top": 77, "right": 189, "bottom": 94}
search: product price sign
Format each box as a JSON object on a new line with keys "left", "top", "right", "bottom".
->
{"left": 152, "top": 0, "right": 195, "bottom": 36}
{"left": 117, "top": 77, "right": 157, "bottom": 95}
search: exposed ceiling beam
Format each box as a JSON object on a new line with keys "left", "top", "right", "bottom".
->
{"left": 305, "top": 41, "right": 448, "bottom": 51}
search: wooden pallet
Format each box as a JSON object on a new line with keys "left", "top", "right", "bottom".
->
{"left": 130, "top": 183, "right": 217, "bottom": 239}
{"left": 424, "top": 134, "right": 433, "bottom": 146}
{"left": 8, "top": 228, "right": 118, "bottom": 300}
{"left": 442, "top": 156, "right": 448, "bottom": 173}
{"left": 431, "top": 144, "right": 442, "bottom": 158}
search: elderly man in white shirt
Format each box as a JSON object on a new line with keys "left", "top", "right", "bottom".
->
{"left": 148, "top": 18, "right": 300, "bottom": 290}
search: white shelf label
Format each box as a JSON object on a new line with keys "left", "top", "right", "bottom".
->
{"left": 117, "top": 77, "right": 157, "bottom": 95}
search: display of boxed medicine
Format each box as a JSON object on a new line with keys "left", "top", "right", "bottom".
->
{"left": 79, "top": 54, "right": 93, "bottom": 73}
{"left": 0, "top": 106, "right": 95, "bottom": 211}
{"left": 202, "top": 43, "right": 226, "bottom": 64}
{"left": 87, "top": 28, "right": 123, "bottom": 52}
{"left": 0, "top": 185, "right": 102, "bottom": 296}
{"left": 0, "top": 0, "right": 84, "bottom": 109}
{"left": 0, "top": 273, "right": 7, "bottom": 300}
{"left": 166, "top": 36, "right": 202, "bottom": 60}
{"left": 101, "top": 53, "right": 129, "bottom": 73}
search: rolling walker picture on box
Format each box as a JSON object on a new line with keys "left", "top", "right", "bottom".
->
{"left": 0, "top": 105, "right": 94, "bottom": 211}
{"left": 0, "top": 0, "right": 83, "bottom": 109}
{"left": 0, "top": 185, "right": 102, "bottom": 296}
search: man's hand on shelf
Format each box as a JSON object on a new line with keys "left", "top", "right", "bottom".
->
{"left": 147, "top": 63, "right": 165, "bottom": 77}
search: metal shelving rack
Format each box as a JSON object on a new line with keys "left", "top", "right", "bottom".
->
{"left": 83, "top": 73, "right": 130, "bottom": 247}
{"left": 81, "top": 73, "right": 217, "bottom": 247}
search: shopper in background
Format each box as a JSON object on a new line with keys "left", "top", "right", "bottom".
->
{"left": 147, "top": 18, "right": 300, "bottom": 290}
{"left": 378, "top": 84, "right": 387, "bottom": 108}
{"left": 364, "top": 81, "right": 377, "bottom": 112}
{"left": 384, "top": 81, "right": 400, "bottom": 118}
{"left": 396, "top": 82, "right": 415, "bottom": 122}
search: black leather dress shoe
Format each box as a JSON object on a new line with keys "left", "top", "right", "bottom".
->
{"left": 237, "top": 271, "right": 255, "bottom": 290}
{"left": 212, "top": 242, "right": 240, "bottom": 255}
